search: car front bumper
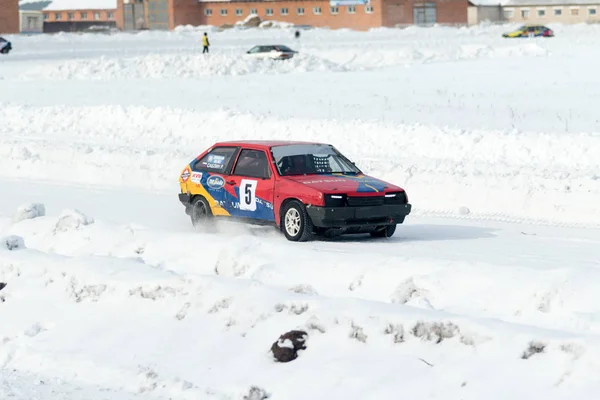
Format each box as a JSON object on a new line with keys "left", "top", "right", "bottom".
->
{"left": 306, "top": 203, "right": 412, "bottom": 228}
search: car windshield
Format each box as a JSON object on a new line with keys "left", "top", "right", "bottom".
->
{"left": 271, "top": 144, "right": 361, "bottom": 176}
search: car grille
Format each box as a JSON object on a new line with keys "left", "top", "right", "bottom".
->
{"left": 346, "top": 196, "right": 385, "bottom": 207}
{"left": 324, "top": 192, "right": 407, "bottom": 207}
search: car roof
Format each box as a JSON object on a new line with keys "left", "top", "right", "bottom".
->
{"left": 249, "top": 44, "right": 293, "bottom": 50}
{"left": 213, "top": 140, "right": 326, "bottom": 149}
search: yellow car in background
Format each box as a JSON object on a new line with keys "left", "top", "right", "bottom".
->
{"left": 503, "top": 25, "right": 554, "bottom": 38}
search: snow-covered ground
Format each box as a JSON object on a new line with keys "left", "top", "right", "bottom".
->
{"left": 1, "top": 23, "right": 600, "bottom": 399}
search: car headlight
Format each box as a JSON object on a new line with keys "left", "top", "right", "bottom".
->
{"left": 324, "top": 194, "right": 347, "bottom": 207}
{"left": 384, "top": 192, "right": 408, "bottom": 204}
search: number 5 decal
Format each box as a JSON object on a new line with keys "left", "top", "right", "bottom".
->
{"left": 240, "top": 179, "right": 258, "bottom": 211}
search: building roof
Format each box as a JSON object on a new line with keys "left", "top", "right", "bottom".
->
{"left": 19, "top": 0, "right": 51, "bottom": 11}
{"left": 468, "top": 0, "right": 505, "bottom": 5}
{"left": 19, "top": 0, "right": 116, "bottom": 11}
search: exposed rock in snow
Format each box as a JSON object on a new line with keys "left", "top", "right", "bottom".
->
{"left": 1, "top": 235, "right": 25, "bottom": 251}
{"left": 12, "top": 203, "right": 45, "bottom": 222}
{"left": 53, "top": 209, "right": 94, "bottom": 233}
{"left": 270, "top": 330, "right": 308, "bottom": 362}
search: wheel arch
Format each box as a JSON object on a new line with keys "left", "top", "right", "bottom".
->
{"left": 278, "top": 197, "right": 304, "bottom": 229}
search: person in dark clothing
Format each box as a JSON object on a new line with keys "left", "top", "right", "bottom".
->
{"left": 202, "top": 32, "right": 210, "bottom": 53}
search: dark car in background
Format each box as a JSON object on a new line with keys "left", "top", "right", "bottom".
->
{"left": 0, "top": 37, "right": 12, "bottom": 54}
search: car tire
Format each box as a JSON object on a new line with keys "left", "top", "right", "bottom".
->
{"left": 281, "top": 200, "right": 313, "bottom": 242}
{"left": 190, "top": 196, "right": 212, "bottom": 228}
{"left": 370, "top": 224, "right": 396, "bottom": 238}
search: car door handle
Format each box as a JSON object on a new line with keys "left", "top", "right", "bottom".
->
{"left": 226, "top": 180, "right": 236, "bottom": 185}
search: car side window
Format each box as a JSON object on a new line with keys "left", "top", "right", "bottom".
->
{"left": 232, "top": 149, "right": 271, "bottom": 179}
{"left": 192, "top": 146, "right": 238, "bottom": 173}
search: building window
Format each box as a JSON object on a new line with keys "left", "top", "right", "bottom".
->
{"left": 44, "top": 13, "right": 49, "bottom": 20}
{"left": 107, "top": 12, "right": 114, "bottom": 19}
{"left": 554, "top": 8, "right": 562, "bottom": 15}
{"left": 331, "top": 6, "right": 339, "bottom": 14}
{"left": 521, "top": 9, "right": 529, "bottom": 18}
{"left": 537, "top": 9, "right": 545, "bottom": 17}
{"left": 266, "top": 8, "right": 273, "bottom": 16}
{"left": 347, "top": 5, "right": 356, "bottom": 13}
{"left": 571, "top": 7, "right": 579, "bottom": 15}
{"left": 67, "top": 12, "right": 74, "bottom": 20}
{"left": 313, "top": 6, "right": 322, "bottom": 15}
{"left": 414, "top": 3, "right": 437, "bottom": 25}
{"left": 365, "top": 5, "right": 374, "bottom": 13}
{"left": 589, "top": 8, "right": 597, "bottom": 15}
{"left": 220, "top": 9, "right": 227, "bottom": 16}
{"left": 94, "top": 12, "right": 100, "bottom": 20}
{"left": 55, "top": 13, "right": 61, "bottom": 20}
{"left": 236, "top": 8, "right": 243, "bottom": 16}
{"left": 281, "top": 8, "right": 289, "bottom": 15}
{"left": 205, "top": 9, "right": 212, "bottom": 16}
{"left": 297, "top": 7, "right": 304, "bottom": 15}
{"left": 250, "top": 8, "right": 257, "bottom": 15}
{"left": 80, "top": 12, "right": 87, "bottom": 19}
{"left": 503, "top": 9, "right": 513, "bottom": 18}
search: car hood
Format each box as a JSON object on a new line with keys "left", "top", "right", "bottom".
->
{"left": 283, "top": 173, "right": 403, "bottom": 194}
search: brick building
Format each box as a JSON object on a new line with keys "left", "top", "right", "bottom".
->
{"left": 0, "top": 0, "right": 20, "bottom": 33}
{"left": 117, "top": 0, "right": 469, "bottom": 31}
{"left": 41, "top": 0, "right": 118, "bottom": 33}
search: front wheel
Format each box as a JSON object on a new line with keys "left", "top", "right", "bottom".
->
{"left": 281, "top": 200, "right": 314, "bottom": 242}
{"left": 370, "top": 224, "right": 396, "bottom": 238}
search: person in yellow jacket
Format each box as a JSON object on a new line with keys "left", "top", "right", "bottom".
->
{"left": 202, "top": 32, "right": 210, "bottom": 54}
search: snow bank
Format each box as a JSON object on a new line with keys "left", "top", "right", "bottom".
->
{"left": 18, "top": 53, "right": 350, "bottom": 80}
{"left": 1, "top": 210, "right": 600, "bottom": 398}
{"left": 308, "top": 42, "right": 549, "bottom": 69}
{"left": 0, "top": 105, "right": 599, "bottom": 226}
{"left": 16, "top": 41, "right": 550, "bottom": 80}
{"left": 259, "top": 20, "right": 295, "bottom": 29}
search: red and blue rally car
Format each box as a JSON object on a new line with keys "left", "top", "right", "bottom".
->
{"left": 178, "top": 140, "right": 411, "bottom": 241}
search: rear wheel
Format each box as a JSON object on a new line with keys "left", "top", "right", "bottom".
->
{"left": 190, "top": 196, "right": 212, "bottom": 228}
{"left": 370, "top": 224, "right": 396, "bottom": 238}
{"left": 282, "top": 200, "right": 313, "bottom": 242}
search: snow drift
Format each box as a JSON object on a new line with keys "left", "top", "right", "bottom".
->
{"left": 2, "top": 207, "right": 600, "bottom": 399}
{"left": 15, "top": 42, "right": 550, "bottom": 81}
{"left": 17, "top": 53, "right": 350, "bottom": 81}
{"left": 0, "top": 105, "right": 598, "bottom": 226}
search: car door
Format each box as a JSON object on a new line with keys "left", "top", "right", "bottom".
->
{"left": 188, "top": 146, "right": 240, "bottom": 216}
{"left": 224, "top": 148, "right": 275, "bottom": 222}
